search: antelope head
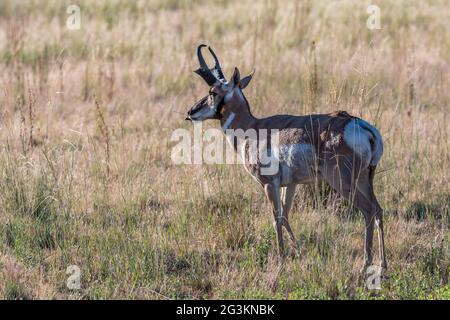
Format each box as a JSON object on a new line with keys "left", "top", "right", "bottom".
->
{"left": 186, "top": 44, "right": 254, "bottom": 122}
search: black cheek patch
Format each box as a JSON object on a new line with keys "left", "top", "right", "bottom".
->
{"left": 214, "top": 97, "right": 225, "bottom": 119}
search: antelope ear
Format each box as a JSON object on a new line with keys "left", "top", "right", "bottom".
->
{"left": 230, "top": 67, "right": 241, "bottom": 87}
{"left": 240, "top": 69, "right": 255, "bottom": 89}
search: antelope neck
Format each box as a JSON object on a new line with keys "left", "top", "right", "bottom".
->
{"left": 221, "top": 112, "right": 235, "bottom": 131}
{"left": 220, "top": 105, "right": 256, "bottom": 132}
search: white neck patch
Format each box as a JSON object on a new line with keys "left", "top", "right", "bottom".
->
{"left": 222, "top": 112, "right": 235, "bottom": 131}
{"left": 224, "top": 90, "right": 234, "bottom": 103}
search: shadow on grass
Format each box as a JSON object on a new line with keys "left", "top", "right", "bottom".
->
{"left": 297, "top": 183, "right": 361, "bottom": 221}
{"left": 403, "top": 193, "right": 450, "bottom": 224}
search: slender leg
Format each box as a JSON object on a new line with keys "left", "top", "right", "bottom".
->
{"left": 264, "top": 181, "right": 284, "bottom": 255}
{"left": 320, "top": 157, "right": 377, "bottom": 271}
{"left": 363, "top": 213, "right": 375, "bottom": 268}
{"left": 353, "top": 173, "right": 379, "bottom": 269}
{"left": 376, "top": 212, "right": 387, "bottom": 269}
{"left": 281, "top": 185, "right": 298, "bottom": 246}
{"left": 368, "top": 166, "right": 388, "bottom": 270}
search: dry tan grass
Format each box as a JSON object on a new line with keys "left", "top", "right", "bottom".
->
{"left": 0, "top": 0, "right": 448, "bottom": 299}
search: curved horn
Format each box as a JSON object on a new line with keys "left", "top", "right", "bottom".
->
{"left": 208, "top": 46, "right": 225, "bottom": 81}
{"left": 194, "top": 44, "right": 217, "bottom": 86}
{"left": 197, "top": 44, "right": 209, "bottom": 71}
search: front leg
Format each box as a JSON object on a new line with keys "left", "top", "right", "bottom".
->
{"left": 264, "top": 181, "right": 284, "bottom": 256}
{"left": 281, "top": 185, "right": 298, "bottom": 248}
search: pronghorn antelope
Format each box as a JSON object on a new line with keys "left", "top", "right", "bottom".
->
{"left": 186, "top": 44, "right": 387, "bottom": 270}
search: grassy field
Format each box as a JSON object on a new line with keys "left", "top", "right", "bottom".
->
{"left": 0, "top": 0, "right": 449, "bottom": 299}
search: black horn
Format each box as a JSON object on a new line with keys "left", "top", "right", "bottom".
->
{"left": 194, "top": 44, "right": 225, "bottom": 86}
{"left": 208, "top": 46, "right": 225, "bottom": 81}
{"left": 197, "top": 44, "right": 210, "bottom": 71}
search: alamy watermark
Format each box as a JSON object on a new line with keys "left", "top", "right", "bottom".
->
{"left": 366, "top": 265, "right": 382, "bottom": 290}
{"left": 367, "top": 4, "right": 381, "bottom": 30}
{"left": 171, "top": 123, "right": 280, "bottom": 175}
{"left": 66, "top": 265, "right": 81, "bottom": 290}
{"left": 66, "top": 5, "right": 81, "bottom": 30}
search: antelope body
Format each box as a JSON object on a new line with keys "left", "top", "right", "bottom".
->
{"left": 186, "top": 45, "right": 387, "bottom": 270}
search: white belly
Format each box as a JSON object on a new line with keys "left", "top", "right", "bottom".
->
{"left": 275, "top": 143, "right": 316, "bottom": 186}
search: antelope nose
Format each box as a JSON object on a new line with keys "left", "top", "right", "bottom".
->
{"left": 186, "top": 108, "right": 193, "bottom": 121}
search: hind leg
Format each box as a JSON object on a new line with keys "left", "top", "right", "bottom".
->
{"left": 320, "top": 157, "right": 377, "bottom": 269}
{"left": 368, "top": 167, "right": 387, "bottom": 269}
{"left": 376, "top": 210, "right": 387, "bottom": 269}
